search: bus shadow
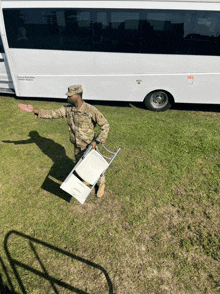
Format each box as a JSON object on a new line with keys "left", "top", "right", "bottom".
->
{"left": 2, "top": 131, "right": 74, "bottom": 202}
{"left": 4, "top": 230, "right": 114, "bottom": 294}
{"left": 89, "top": 100, "right": 220, "bottom": 112}
{"left": 171, "top": 103, "right": 220, "bottom": 113}
{"left": 83, "top": 100, "right": 220, "bottom": 112}
{"left": 86, "top": 99, "right": 144, "bottom": 109}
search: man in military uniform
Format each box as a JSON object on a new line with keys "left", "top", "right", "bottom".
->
{"left": 19, "top": 85, "right": 110, "bottom": 198}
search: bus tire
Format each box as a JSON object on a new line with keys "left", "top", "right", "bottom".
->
{"left": 144, "top": 90, "right": 173, "bottom": 112}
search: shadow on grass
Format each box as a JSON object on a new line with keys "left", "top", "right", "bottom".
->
{"left": 3, "top": 131, "right": 74, "bottom": 202}
{"left": 4, "top": 230, "right": 114, "bottom": 294}
{"left": 89, "top": 100, "right": 220, "bottom": 112}
{"left": 171, "top": 103, "right": 220, "bottom": 113}
{"left": 0, "top": 256, "right": 19, "bottom": 294}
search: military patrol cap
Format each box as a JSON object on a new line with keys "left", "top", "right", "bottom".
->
{"left": 65, "top": 85, "right": 83, "bottom": 96}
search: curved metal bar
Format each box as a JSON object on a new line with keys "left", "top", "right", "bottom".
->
{"left": 101, "top": 144, "right": 115, "bottom": 155}
{"left": 95, "top": 146, "right": 111, "bottom": 160}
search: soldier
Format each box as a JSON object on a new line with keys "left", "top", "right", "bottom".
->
{"left": 18, "top": 85, "right": 110, "bottom": 198}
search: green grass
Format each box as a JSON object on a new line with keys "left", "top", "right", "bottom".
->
{"left": 0, "top": 96, "right": 220, "bottom": 293}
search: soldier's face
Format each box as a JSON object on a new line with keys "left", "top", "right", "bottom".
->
{"left": 67, "top": 94, "right": 80, "bottom": 105}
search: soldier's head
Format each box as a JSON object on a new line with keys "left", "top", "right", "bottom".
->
{"left": 65, "top": 85, "right": 83, "bottom": 105}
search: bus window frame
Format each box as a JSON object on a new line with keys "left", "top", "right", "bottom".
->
{"left": 0, "top": 35, "right": 5, "bottom": 53}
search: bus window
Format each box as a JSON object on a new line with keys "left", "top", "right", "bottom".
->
{"left": 3, "top": 8, "right": 220, "bottom": 56}
{"left": 140, "top": 10, "right": 220, "bottom": 56}
{"left": 0, "top": 36, "right": 4, "bottom": 53}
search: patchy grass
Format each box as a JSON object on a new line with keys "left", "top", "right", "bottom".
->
{"left": 0, "top": 95, "right": 220, "bottom": 294}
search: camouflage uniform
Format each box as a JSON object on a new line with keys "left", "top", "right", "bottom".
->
{"left": 37, "top": 101, "right": 110, "bottom": 186}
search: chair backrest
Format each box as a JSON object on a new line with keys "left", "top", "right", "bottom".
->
{"left": 75, "top": 149, "right": 109, "bottom": 185}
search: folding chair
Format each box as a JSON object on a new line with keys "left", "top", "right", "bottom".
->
{"left": 60, "top": 144, "right": 121, "bottom": 204}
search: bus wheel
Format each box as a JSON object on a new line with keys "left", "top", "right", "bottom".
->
{"left": 144, "top": 90, "right": 173, "bottom": 112}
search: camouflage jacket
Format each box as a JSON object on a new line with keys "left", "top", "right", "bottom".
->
{"left": 38, "top": 102, "right": 110, "bottom": 149}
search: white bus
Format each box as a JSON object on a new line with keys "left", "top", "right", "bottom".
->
{"left": 1, "top": 0, "right": 220, "bottom": 111}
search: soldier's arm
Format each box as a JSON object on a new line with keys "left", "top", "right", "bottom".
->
{"left": 93, "top": 109, "right": 110, "bottom": 144}
{"left": 37, "top": 106, "right": 66, "bottom": 119}
{"left": 18, "top": 104, "right": 67, "bottom": 118}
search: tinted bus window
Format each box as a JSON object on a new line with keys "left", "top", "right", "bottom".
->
{"left": 3, "top": 8, "right": 220, "bottom": 56}
{"left": 140, "top": 10, "right": 220, "bottom": 55}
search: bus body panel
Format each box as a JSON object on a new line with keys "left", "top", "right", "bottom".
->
{"left": 8, "top": 48, "right": 220, "bottom": 103}
{"left": 9, "top": 49, "right": 220, "bottom": 76}
{"left": 14, "top": 72, "right": 220, "bottom": 104}
{"left": 2, "top": 1, "right": 220, "bottom": 11}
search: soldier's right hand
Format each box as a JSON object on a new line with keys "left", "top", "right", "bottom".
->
{"left": 18, "top": 104, "right": 34, "bottom": 113}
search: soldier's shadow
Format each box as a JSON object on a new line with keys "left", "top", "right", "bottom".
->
{"left": 32, "top": 131, "right": 74, "bottom": 202}
{"left": 4, "top": 131, "right": 74, "bottom": 202}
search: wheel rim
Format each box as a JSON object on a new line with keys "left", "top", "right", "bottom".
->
{"left": 150, "top": 91, "right": 169, "bottom": 109}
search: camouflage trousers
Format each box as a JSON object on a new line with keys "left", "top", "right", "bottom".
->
{"left": 74, "top": 145, "right": 105, "bottom": 187}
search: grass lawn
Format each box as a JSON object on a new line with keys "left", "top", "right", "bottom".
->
{"left": 0, "top": 95, "right": 219, "bottom": 294}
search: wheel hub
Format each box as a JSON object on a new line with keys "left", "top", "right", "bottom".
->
{"left": 154, "top": 93, "right": 165, "bottom": 104}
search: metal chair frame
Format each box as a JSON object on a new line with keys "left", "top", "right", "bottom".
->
{"left": 60, "top": 144, "right": 121, "bottom": 204}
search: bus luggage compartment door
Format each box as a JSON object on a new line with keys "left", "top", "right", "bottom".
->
{"left": 0, "top": 36, "right": 14, "bottom": 95}
{"left": 0, "top": 52, "right": 14, "bottom": 94}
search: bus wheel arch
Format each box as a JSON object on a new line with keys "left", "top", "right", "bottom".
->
{"left": 144, "top": 90, "right": 174, "bottom": 112}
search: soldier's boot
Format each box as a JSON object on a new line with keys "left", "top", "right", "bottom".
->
{"left": 97, "top": 184, "right": 105, "bottom": 198}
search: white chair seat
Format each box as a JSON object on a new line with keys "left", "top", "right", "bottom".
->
{"left": 60, "top": 174, "right": 91, "bottom": 204}
{"left": 75, "top": 149, "right": 109, "bottom": 185}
